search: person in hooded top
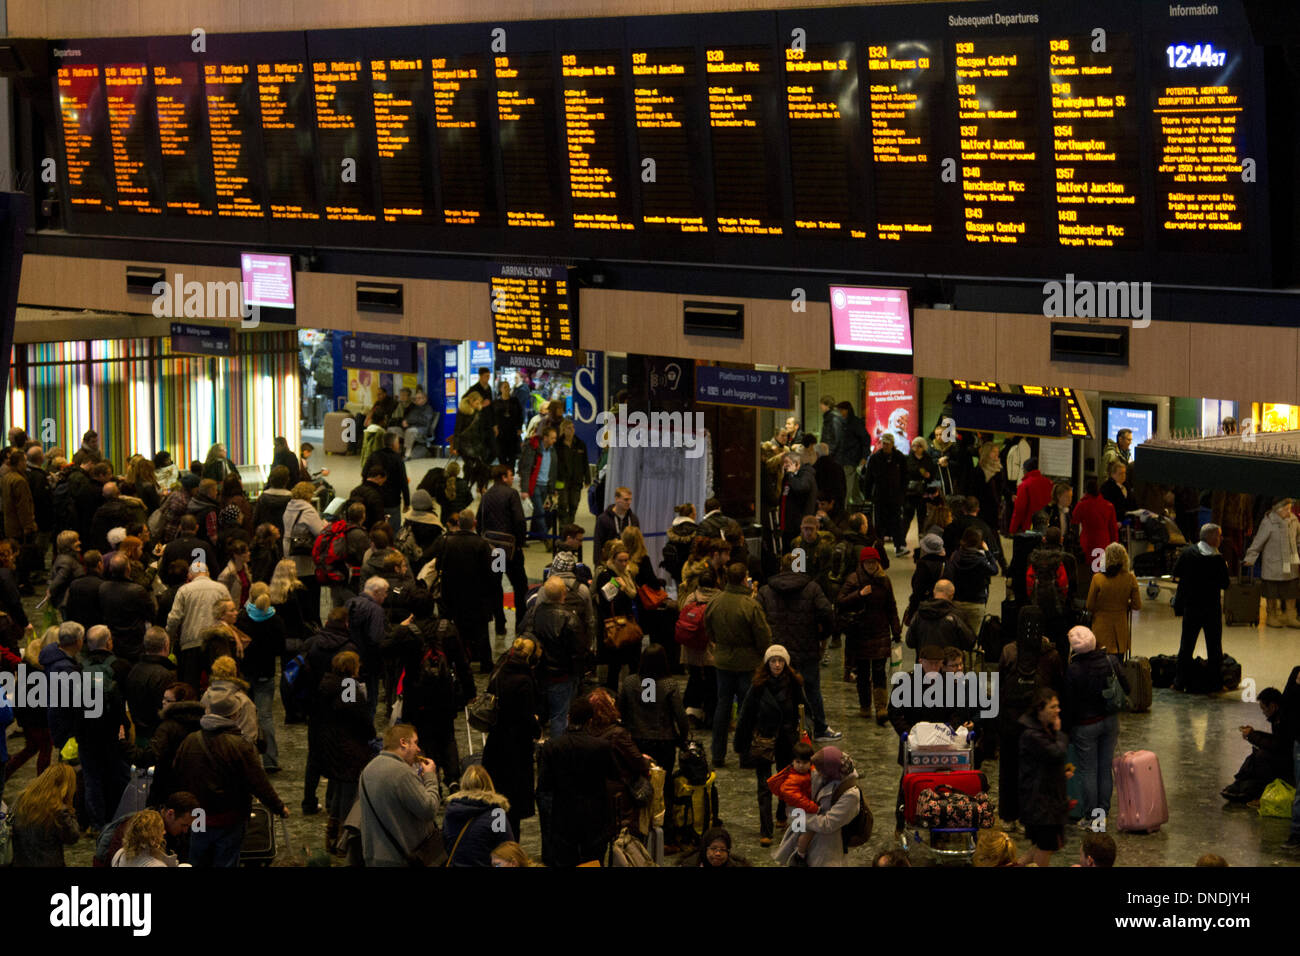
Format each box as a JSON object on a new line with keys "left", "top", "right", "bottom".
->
{"left": 199, "top": 654, "right": 258, "bottom": 745}
{"left": 771, "top": 746, "right": 863, "bottom": 868}
{"left": 904, "top": 533, "right": 947, "bottom": 626}
{"left": 660, "top": 502, "right": 699, "bottom": 586}
{"left": 1063, "top": 625, "right": 1129, "bottom": 830}
{"left": 444, "top": 764, "right": 515, "bottom": 867}
{"left": 836, "top": 546, "right": 901, "bottom": 724}
{"left": 996, "top": 609, "right": 1064, "bottom": 830}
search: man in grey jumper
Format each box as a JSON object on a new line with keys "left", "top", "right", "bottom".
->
{"left": 358, "top": 724, "right": 442, "bottom": 867}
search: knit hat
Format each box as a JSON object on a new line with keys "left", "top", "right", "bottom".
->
{"left": 763, "top": 644, "right": 790, "bottom": 667}
{"left": 179, "top": 471, "right": 200, "bottom": 491}
{"left": 1067, "top": 625, "right": 1097, "bottom": 654}
{"left": 551, "top": 550, "right": 577, "bottom": 574}
{"left": 859, "top": 546, "right": 880, "bottom": 563}
{"left": 920, "top": 534, "right": 945, "bottom": 556}
{"left": 408, "top": 489, "right": 434, "bottom": 513}
{"left": 813, "top": 746, "right": 845, "bottom": 781}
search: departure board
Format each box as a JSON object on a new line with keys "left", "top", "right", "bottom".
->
{"left": 312, "top": 58, "right": 377, "bottom": 221}
{"left": 953, "top": 36, "right": 1041, "bottom": 245}
{"left": 57, "top": 63, "right": 114, "bottom": 211}
{"left": 204, "top": 62, "right": 265, "bottom": 218}
{"left": 257, "top": 59, "right": 318, "bottom": 220}
{"left": 866, "top": 40, "right": 945, "bottom": 241}
{"left": 631, "top": 46, "right": 707, "bottom": 234}
{"left": 370, "top": 57, "right": 432, "bottom": 222}
{"left": 104, "top": 63, "right": 161, "bottom": 214}
{"left": 1048, "top": 33, "right": 1141, "bottom": 248}
{"left": 785, "top": 42, "right": 862, "bottom": 238}
{"left": 153, "top": 62, "right": 214, "bottom": 216}
{"left": 431, "top": 53, "right": 497, "bottom": 227}
{"left": 560, "top": 50, "right": 635, "bottom": 232}
{"left": 496, "top": 51, "right": 562, "bottom": 228}
{"left": 491, "top": 264, "right": 579, "bottom": 370}
{"left": 1152, "top": 40, "right": 1248, "bottom": 249}
{"left": 706, "top": 44, "right": 784, "bottom": 236}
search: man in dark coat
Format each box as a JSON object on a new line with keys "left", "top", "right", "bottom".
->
{"left": 477, "top": 464, "right": 529, "bottom": 638}
{"left": 863, "top": 433, "right": 908, "bottom": 556}
{"left": 819, "top": 396, "right": 843, "bottom": 458}
{"left": 161, "top": 515, "right": 216, "bottom": 587}
{"left": 64, "top": 552, "right": 105, "bottom": 629}
{"left": 757, "top": 554, "right": 837, "bottom": 740}
{"left": 371, "top": 431, "right": 410, "bottom": 530}
{"left": 1171, "top": 523, "right": 1231, "bottom": 693}
{"left": 88, "top": 482, "right": 146, "bottom": 553}
{"left": 592, "top": 486, "right": 640, "bottom": 562}
{"left": 349, "top": 465, "right": 388, "bottom": 530}
{"left": 429, "top": 511, "right": 497, "bottom": 673}
{"left": 124, "top": 627, "right": 178, "bottom": 744}
{"left": 97, "top": 552, "right": 156, "bottom": 662}
{"left": 26, "top": 446, "right": 53, "bottom": 576}
{"left": 904, "top": 579, "right": 976, "bottom": 651}
{"left": 536, "top": 696, "right": 620, "bottom": 867}
{"left": 779, "top": 447, "right": 818, "bottom": 551}
{"left": 834, "top": 401, "right": 870, "bottom": 507}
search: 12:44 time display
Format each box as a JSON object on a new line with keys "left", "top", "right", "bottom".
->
{"left": 1165, "top": 43, "right": 1227, "bottom": 68}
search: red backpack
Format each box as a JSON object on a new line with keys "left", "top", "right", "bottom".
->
{"left": 313, "top": 519, "right": 353, "bottom": 583}
{"left": 674, "top": 600, "right": 709, "bottom": 649}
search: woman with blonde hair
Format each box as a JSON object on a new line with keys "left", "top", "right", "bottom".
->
{"left": 444, "top": 759, "right": 514, "bottom": 866}
{"left": 200, "top": 654, "right": 259, "bottom": 745}
{"left": 237, "top": 582, "right": 287, "bottom": 772}
{"left": 972, "top": 828, "right": 1019, "bottom": 867}
{"left": 490, "top": 840, "right": 536, "bottom": 867}
{"left": 1085, "top": 541, "right": 1142, "bottom": 656}
{"left": 112, "top": 809, "right": 179, "bottom": 867}
{"left": 10, "top": 763, "right": 80, "bottom": 866}
{"left": 202, "top": 442, "right": 233, "bottom": 482}
{"left": 313, "top": 649, "right": 373, "bottom": 853}
{"left": 123, "top": 457, "right": 161, "bottom": 513}
{"left": 596, "top": 541, "right": 640, "bottom": 690}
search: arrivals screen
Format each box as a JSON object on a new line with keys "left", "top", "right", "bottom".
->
{"left": 490, "top": 264, "right": 579, "bottom": 371}
{"left": 47, "top": 0, "right": 1274, "bottom": 286}
{"left": 830, "top": 286, "right": 912, "bottom": 355}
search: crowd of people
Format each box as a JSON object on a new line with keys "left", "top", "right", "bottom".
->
{"left": 0, "top": 392, "right": 1297, "bottom": 869}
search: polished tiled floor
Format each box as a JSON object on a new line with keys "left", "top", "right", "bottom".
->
{"left": 8, "top": 447, "right": 1296, "bottom": 866}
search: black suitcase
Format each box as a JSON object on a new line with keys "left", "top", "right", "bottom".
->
{"left": 1223, "top": 574, "right": 1262, "bottom": 627}
{"left": 240, "top": 805, "right": 276, "bottom": 867}
{"left": 1000, "top": 599, "right": 1020, "bottom": 646}
{"left": 977, "top": 615, "right": 1006, "bottom": 661}
{"left": 1221, "top": 654, "right": 1242, "bottom": 691}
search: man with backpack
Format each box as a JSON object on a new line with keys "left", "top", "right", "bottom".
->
{"left": 315, "top": 502, "right": 370, "bottom": 609}
{"left": 78, "top": 625, "right": 133, "bottom": 831}
{"left": 348, "top": 576, "right": 414, "bottom": 720}
{"left": 904, "top": 579, "right": 975, "bottom": 651}
{"left": 349, "top": 465, "right": 388, "bottom": 530}
{"left": 520, "top": 576, "right": 585, "bottom": 737}
{"left": 428, "top": 511, "right": 498, "bottom": 674}
{"left": 759, "top": 553, "right": 839, "bottom": 741}
{"left": 1026, "top": 526, "right": 1074, "bottom": 663}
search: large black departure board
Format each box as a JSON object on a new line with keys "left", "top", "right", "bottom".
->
{"left": 46, "top": 0, "right": 1276, "bottom": 286}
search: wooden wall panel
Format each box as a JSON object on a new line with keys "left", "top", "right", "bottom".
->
{"left": 17, "top": 0, "right": 936, "bottom": 37}
{"left": 913, "top": 308, "right": 996, "bottom": 381}
{"left": 1189, "top": 324, "right": 1299, "bottom": 409}
{"left": 748, "top": 298, "right": 826, "bottom": 368}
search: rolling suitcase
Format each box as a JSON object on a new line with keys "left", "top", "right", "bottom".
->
{"left": 1113, "top": 750, "right": 1169, "bottom": 833}
{"left": 1223, "top": 573, "right": 1262, "bottom": 626}
{"left": 240, "top": 804, "right": 277, "bottom": 866}
{"left": 462, "top": 708, "right": 487, "bottom": 771}
{"left": 1121, "top": 652, "right": 1152, "bottom": 713}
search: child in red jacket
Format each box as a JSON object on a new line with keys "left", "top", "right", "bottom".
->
{"left": 767, "top": 741, "right": 819, "bottom": 863}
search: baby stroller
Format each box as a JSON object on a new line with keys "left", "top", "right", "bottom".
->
{"left": 897, "top": 723, "right": 994, "bottom": 862}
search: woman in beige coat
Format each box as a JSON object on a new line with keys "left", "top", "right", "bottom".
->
{"left": 1086, "top": 543, "right": 1142, "bottom": 656}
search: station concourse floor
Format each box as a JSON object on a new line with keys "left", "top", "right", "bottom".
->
{"left": 10, "top": 442, "right": 1297, "bottom": 867}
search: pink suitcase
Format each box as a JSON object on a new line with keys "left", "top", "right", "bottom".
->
{"left": 1112, "top": 750, "right": 1169, "bottom": 833}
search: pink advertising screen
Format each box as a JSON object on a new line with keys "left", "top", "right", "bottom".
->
{"left": 240, "top": 253, "right": 295, "bottom": 309}
{"left": 829, "top": 286, "right": 912, "bottom": 355}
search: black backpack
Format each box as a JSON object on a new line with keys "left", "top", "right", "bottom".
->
{"left": 826, "top": 539, "right": 856, "bottom": 588}
{"left": 1007, "top": 606, "right": 1045, "bottom": 711}
{"left": 1029, "top": 552, "right": 1068, "bottom": 617}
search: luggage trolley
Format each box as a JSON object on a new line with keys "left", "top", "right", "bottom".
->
{"left": 1125, "top": 511, "right": 1185, "bottom": 601}
{"left": 897, "top": 725, "right": 992, "bottom": 861}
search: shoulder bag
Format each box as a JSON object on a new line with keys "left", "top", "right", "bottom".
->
{"left": 360, "top": 774, "right": 447, "bottom": 867}
{"left": 466, "top": 654, "right": 509, "bottom": 733}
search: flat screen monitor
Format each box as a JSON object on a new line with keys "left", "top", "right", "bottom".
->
{"left": 240, "top": 252, "right": 295, "bottom": 309}
{"left": 830, "top": 286, "right": 912, "bottom": 355}
{"left": 1103, "top": 401, "right": 1156, "bottom": 462}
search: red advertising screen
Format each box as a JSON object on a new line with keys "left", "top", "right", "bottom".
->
{"left": 830, "top": 285, "right": 912, "bottom": 355}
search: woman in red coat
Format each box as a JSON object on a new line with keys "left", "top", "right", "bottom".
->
{"left": 1071, "top": 478, "right": 1118, "bottom": 570}
{"left": 836, "top": 547, "right": 901, "bottom": 726}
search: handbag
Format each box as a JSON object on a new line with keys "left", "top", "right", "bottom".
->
{"left": 361, "top": 776, "right": 447, "bottom": 867}
{"left": 637, "top": 584, "right": 670, "bottom": 611}
{"left": 748, "top": 733, "right": 776, "bottom": 763}
{"left": 482, "top": 530, "right": 516, "bottom": 560}
{"left": 466, "top": 656, "right": 508, "bottom": 733}
{"left": 603, "top": 616, "right": 644, "bottom": 650}
{"left": 1102, "top": 654, "right": 1129, "bottom": 714}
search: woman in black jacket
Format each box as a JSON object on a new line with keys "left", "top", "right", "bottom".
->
{"left": 903, "top": 437, "right": 937, "bottom": 548}
{"left": 134, "top": 683, "right": 204, "bottom": 805}
{"left": 1017, "top": 687, "right": 1071, "bottom": 867}
{"left": 482, "top": 637, "right": 542, "bottom": 840}
{"left": 237, "top": 584, "right": 288, "bottom": 772}
{"left": 617, "top": 643, "right": 688, "bottom": 785}
{"left": 444, "top": 764, "right": 514, "bottom": 866}
{"left": 1064, "top": 625, "right": 1128, "bottom": 827}
{"left": 588, "top": 687, "right": 652, "bottom": 838}
{"left": 315, "top": 650, "right": 375, "bottom": 853}
{"left": 400, "top": 594, "right": 473, "bottom": 784}
{"left": 734, "top": 645, "right": 808, "bottom": 846}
